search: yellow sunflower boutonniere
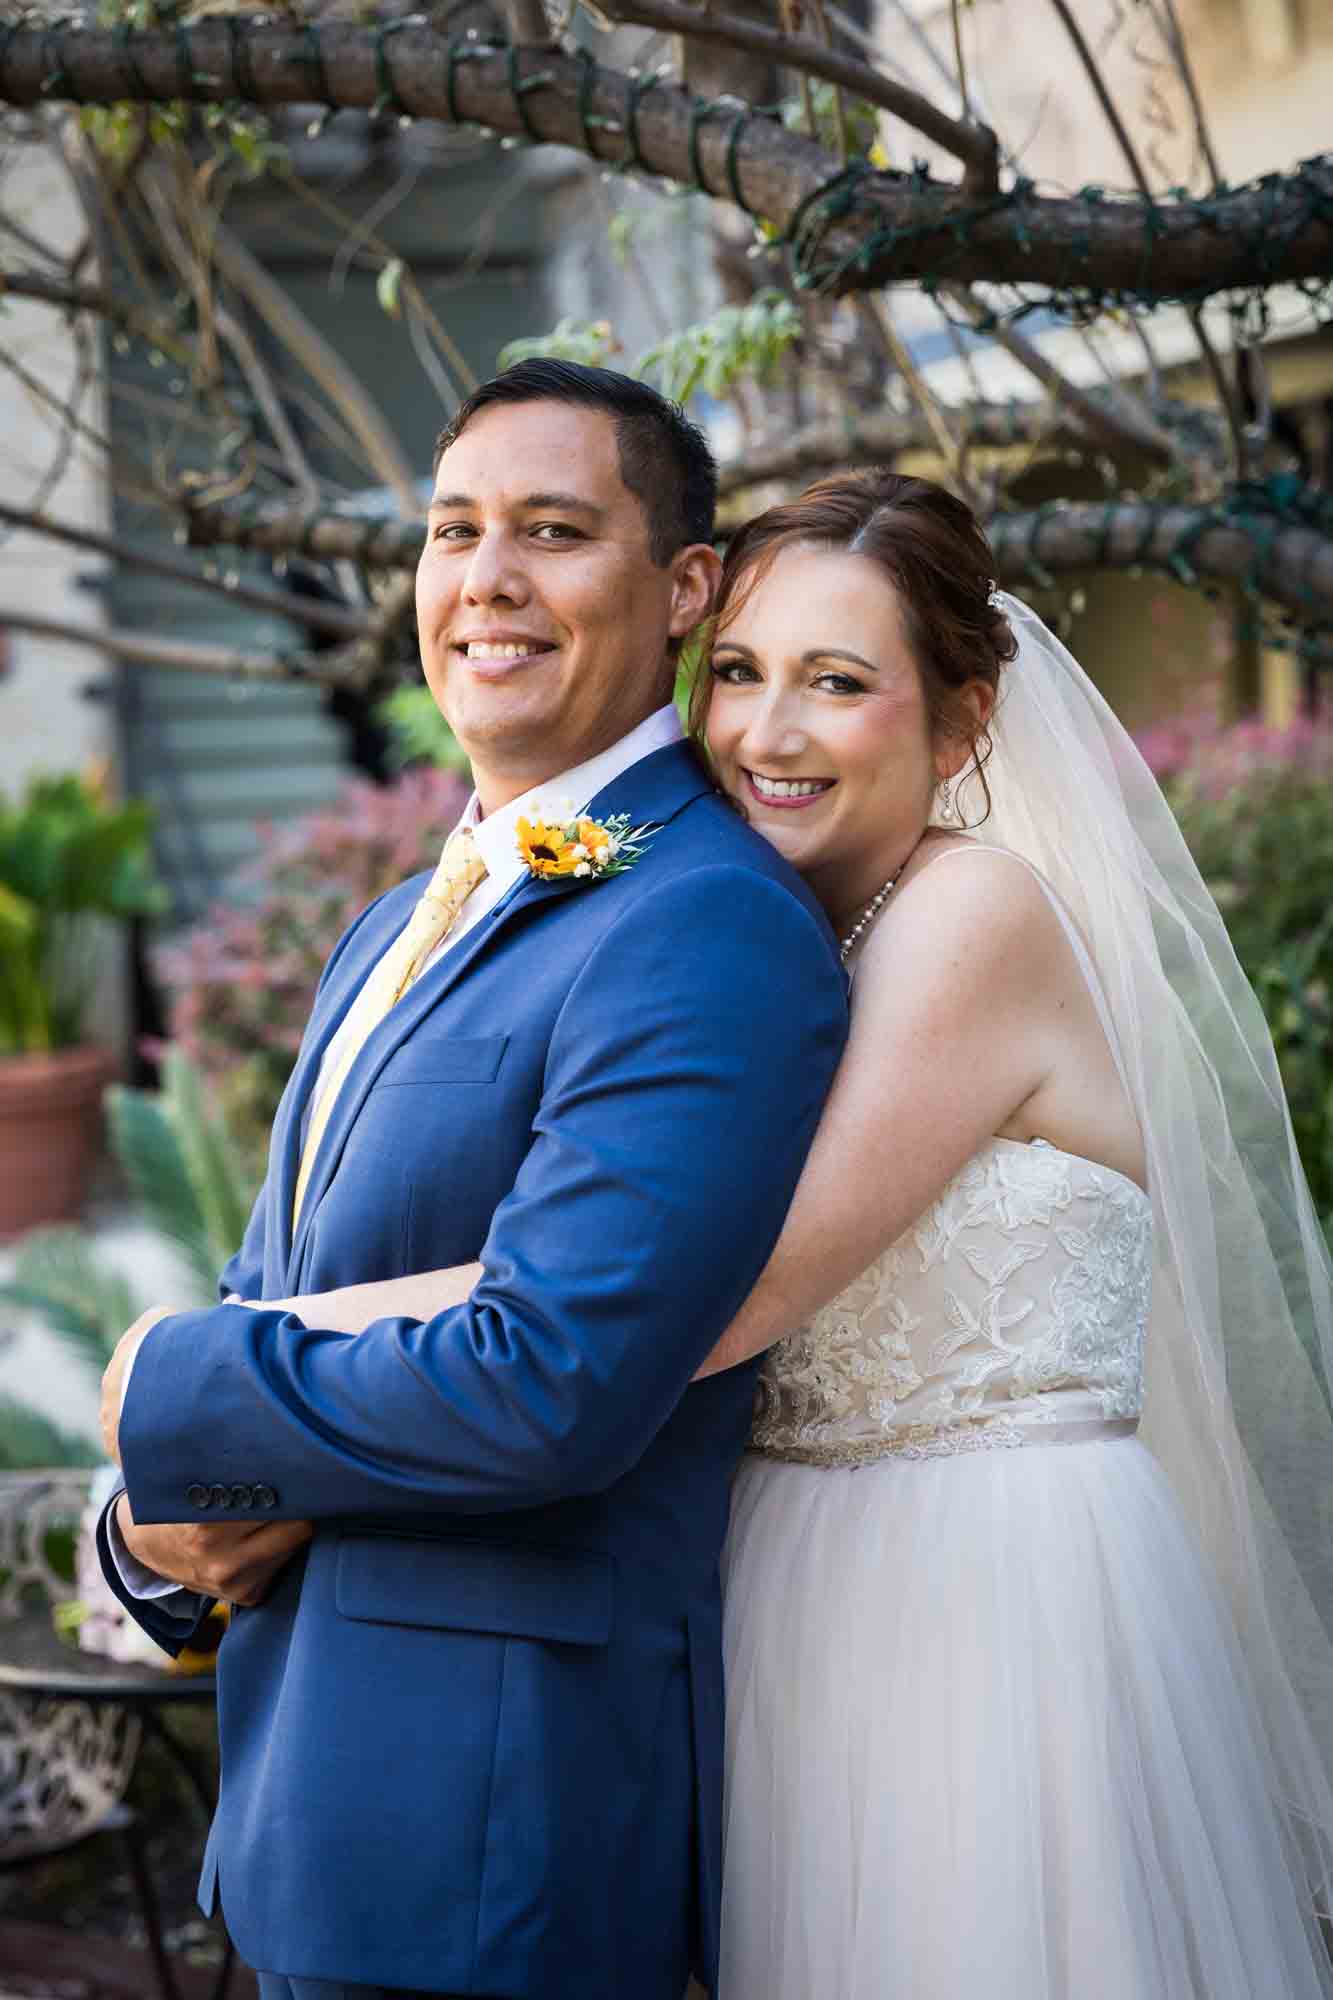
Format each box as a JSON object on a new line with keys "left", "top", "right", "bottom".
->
{"left": 516, "top": 806, "right": 656, "bottom": 884}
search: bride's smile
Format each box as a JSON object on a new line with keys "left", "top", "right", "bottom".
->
{"left": 742, "top": 770, "right": 835, "bottom": 805}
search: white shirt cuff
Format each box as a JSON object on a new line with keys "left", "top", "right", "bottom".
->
{"left": 106, "top": 1490, "right": 206, "bottom": 1610}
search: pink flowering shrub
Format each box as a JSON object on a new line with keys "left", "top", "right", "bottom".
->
{"left": 156, "top": 767, "right": 470, "bottom": 1168}
{"left": 1140, "top": 707, "right": 1333, "bottom": 1238}
{"left": 1138, "top": 708, "right": 1333, "bottom": 798}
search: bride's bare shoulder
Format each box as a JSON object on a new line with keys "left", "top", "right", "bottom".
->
{"left": 853, "top": 836, "right": 1073, "bottom": 999}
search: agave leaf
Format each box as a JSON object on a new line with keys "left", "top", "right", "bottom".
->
{"left": 105, "top": 1084, "right": 217, "bottom": 1298}
{"left": 0, "top": 1396, "right": 100, "bottom": 1469}
{"left": 0, "top": 1225, "right": 138, "bottom": 1377}
{"left": 161, "top": 1048, "right": 252, "bottom": 1272}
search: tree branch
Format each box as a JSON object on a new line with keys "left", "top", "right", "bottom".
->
{"left": 178, "top": 488, "right": 1333, "bottom": 626}
{"left": 941, "top": 285, "right": 1181, "bottom": 468}
{"left": 184, "top": 494, "right": 427, "bottom": 568}
{"left": 989, "top": 499, "right": 1333, "bottom": 622}
{"left": 137, "top": 169, "right": 323, "bottom": 506}
{"left": 0, "top": 500, "right": 375, "bottom": 640}
{"left": 607, "top": 0, "right": 999, "bottom": 186}
{"left": 715, "top": 396, "right": 1140, "bottom": 493}
{"left": 857, "top": 293, "right": 973, "bottom": 503}
{"left": 208, "top": 221, "right": 419, "bottom": 512}
{"left": 0, "top": 265, "right": 195, "bottom": 365}
{"left": 502, "top": 0, "right": 555, "bottom": 44}
{"left": 1, "top": 609, "right": 370, "bottom": 684}
{"left": 1042, "top": 0, "right": 1247, "bottom": 474}
{"left": 0, "top": 24, "right": 1329, "bottom": 300}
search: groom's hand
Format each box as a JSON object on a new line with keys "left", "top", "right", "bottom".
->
{"left": 114, "top": 1492, "right": 314, "bottom": 1606}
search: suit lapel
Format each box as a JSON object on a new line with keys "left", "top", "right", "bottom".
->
{"left": 286, "top": 740, "right": 716, "bottom": 1279}
{"left": 272, "top": 889, "right": 420, "bottom": 1283}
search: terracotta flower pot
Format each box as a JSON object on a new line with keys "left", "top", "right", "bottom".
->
{"left": 0, "top": 1045, "right": 116, "bottom": 1241}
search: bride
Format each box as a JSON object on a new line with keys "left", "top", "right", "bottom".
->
{"left": 690, "top": 472, "right": 1333, "bottom": 1996}
{"left": 257, "top": 470, "right": 1333, "bottom": 1996}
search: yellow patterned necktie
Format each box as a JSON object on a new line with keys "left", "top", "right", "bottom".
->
{"left": 291, "top": 826, "right": 488, "bottom": 1232}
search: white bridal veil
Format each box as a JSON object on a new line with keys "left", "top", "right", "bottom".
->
{"left": 966, "top": 592, "right": 1333, "bottom": 1941}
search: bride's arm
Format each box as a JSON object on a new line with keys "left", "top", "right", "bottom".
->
{"left": 695, "top": 857, "right": 1071, "bottom": 1377}
{"left": 235, "top": 1263, "right": 483, "bottom": 1332}
{"left": 235, "top": 862, "right": 1064, "bottom": 1361}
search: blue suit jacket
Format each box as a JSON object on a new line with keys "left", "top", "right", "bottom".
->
{"left": 102, "top": 741, "right": 847, "bottom": 1997}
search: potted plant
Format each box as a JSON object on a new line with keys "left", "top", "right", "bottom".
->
{"left": 0, "top": 1048, "right": 256, "bottom": 1669}
{"left": 0, "top": 769, "right": 166, "bottom": 1238}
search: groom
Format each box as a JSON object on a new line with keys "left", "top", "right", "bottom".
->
{"left": 97, "top": 361, "right": 847, "bottom": 1999}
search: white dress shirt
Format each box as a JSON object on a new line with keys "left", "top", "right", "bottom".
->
{"left": 111, "top": 704, "right": 685, "bottom": 1605}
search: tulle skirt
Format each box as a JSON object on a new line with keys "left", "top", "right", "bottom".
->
{"left": 719, "top": 1434, "right": 1333, "bottom": 1999}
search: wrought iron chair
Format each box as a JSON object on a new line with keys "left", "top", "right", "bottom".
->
{"left": 0, "top": 1468, "right": 180, "bottom": 2000}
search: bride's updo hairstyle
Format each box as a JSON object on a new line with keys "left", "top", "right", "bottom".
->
{"left": 693, "top": 471, "right": 1017, "bottom": 823}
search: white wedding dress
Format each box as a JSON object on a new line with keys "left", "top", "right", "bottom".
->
{"left": 719, "top": 873, "right": 1333, "bottom": 1999}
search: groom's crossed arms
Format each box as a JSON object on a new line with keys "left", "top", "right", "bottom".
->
{"left": 107, "top": 857, "right": 846, "bottom": 1553}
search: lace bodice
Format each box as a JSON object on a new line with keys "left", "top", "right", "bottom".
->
{"left": 751, "top": 1138, "right": 1152, "bottom": 1464}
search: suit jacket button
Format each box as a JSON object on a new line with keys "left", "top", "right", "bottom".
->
{"left": 208, "top": 1482, "right": 232, "bottom": 1510}
{"left": 186, "top": 1483, "right": 211, "bottom": 1509}
{"left": 252, "top": 1484, "right": 277, "bottom": 1510}
{"left": 229, "top": 1483, "right": 254, "bottom": 1510}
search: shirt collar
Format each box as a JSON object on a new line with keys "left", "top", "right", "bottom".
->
{"left": 461, "top": 705, "right": 684, "bottom": 889}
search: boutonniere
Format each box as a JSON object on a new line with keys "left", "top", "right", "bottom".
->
{"left": 516, "top": 803, "right": 657, "bottom": 884}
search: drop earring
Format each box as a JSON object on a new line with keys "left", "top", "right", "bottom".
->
{"left": 938, "top": 776, "right": 956, "bottom": 823}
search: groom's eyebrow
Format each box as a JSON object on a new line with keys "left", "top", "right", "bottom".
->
{"left": 522, "top": 491, "right": 606, "bottom": 519}
{"left": 427, "top": 492, "right": 605, "bottom": 520}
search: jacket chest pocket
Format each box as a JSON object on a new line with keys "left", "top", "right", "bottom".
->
{"left": 305, "top": 1032, "right": 515, "bottom": 1273}
{"left": 370, "top": 1033, "right": 508, "bottom": 1088}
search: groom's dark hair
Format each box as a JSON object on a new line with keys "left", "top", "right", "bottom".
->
{"left": 434, "top": 360, "right": 717, "bottom": 567}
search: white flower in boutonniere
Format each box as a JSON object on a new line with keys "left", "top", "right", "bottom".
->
{"left": 516, "top": 807, "right": 657, "bottom": 884}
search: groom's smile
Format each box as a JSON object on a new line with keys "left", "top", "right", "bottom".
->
{"left": 456, "top": 631, "right": 560, "bottom": 679}
{"left": 416, "top": 398, "right": 717, "bottom": 813}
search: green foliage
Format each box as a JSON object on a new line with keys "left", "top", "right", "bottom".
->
{"left": 376, "top": 686, "right": 473, "bottom": 773}
{"left": 499, "top": 317, "right": 620, "bottom": 371}
{"left": 157, "top": 1048, "right": 254, "bottom": 1274}
{"left": 673, "top": 622, "right": 712, "bottom": 726}
{"left": 377, "top": 258, "right": 405, "bottom": 320}
{"left": 0, "top": 1399, "right": 101, "bottom": 1472}
{"left": 605, "top": 196, "right": 688, "bottom": 270}
{"left": 498, "top": 290, "right": 801, "bottom": 410}
{"left": 781, "top": 82, "right": 882, "bottom": 162}
{"left": 637, "top": 291, "right": 802, "bottom": 406}
{"left": 79, "top": 102, "right": 184, "bottom": 168}
{"left": 0, "top": 1229, "right": 136, "bottom": 1380}
{"left": 1147, "top": 716, "right": 1333, "bottom": 1241}
{"left": 81, "top": 0, "right": 281, "bottom": 174}
{"left": 106, "top": 1047, "right": 257, "bottom": 1301}
{"left": 0, "top": 771, "right": 167, "bottom": 1054}
{"left": 607, "top": 209, "right": 642, "bottom": 269}
{"left": 0, "top": 1052, "right": 254, "bottom": 1466}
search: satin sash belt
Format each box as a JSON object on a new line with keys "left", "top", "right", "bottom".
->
{"left": 749, "top": 1415, "right": 1141, "bottom": 1468}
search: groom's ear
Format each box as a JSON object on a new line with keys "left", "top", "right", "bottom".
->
{"left": 668, "top": 542, "right": 723, "bottom": 639}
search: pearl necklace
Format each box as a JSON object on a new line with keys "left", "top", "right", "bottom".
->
{"left": 839, "top": 865, "right": 906, "bottom": 963}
